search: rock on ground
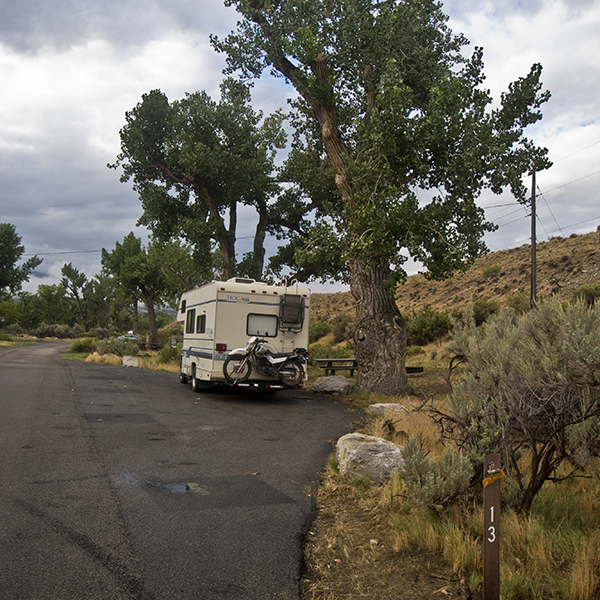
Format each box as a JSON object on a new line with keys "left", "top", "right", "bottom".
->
{"left": 312, "top": 376, "right": 351, "bottom": 395}
{"left": 336, "top": 432, "right": 404, "bottom": 484}
{"left": 367, "top": 403, "right": 407, "bottom": 419}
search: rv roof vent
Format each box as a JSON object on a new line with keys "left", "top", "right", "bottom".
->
{"left": 227, "top": 277, "right": 256, "bottom": 284}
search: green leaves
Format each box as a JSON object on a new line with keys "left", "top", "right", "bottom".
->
{"left": 214, "top": 0, "right": 552, "bottom": 288}
{"left": 111, "top": 79, "right": 286, "bottom": 280}
{"left": 0, "top": 223, "right": 42, "bottom": 296}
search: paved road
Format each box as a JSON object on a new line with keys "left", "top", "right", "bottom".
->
{"left": 0, "top": 341, "right": 357, "bottom": 599}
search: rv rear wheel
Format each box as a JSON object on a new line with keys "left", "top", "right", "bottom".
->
{"left": 223, "top": 355, "right": 252, "bottom": 384}
{"left": 279, "top": 360, "right": 304, "bottom": 387}
{"left": 191, "top": 365, "right": 202, "bottom": 392}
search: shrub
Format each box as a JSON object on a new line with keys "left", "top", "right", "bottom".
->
{"left": 309, "top": 320, "right": 331, "bottom": 343}
{"left": 70, "top": 337, "right": 95, "bottom": 354}
{"left": 6, "top": 324, "right": 23, "bottom": 336}
{"left": 32, "top": 323, "right": 78, "bottom": 339}
{"left": 573, "top": 281, "right": 600, "bottom": 307}
{"left": 434, "top": 299, "right": 600, "bottom": 515}
{"left": 88, "top": 327, "right": 112, "bottom": 340}
{"left": 158, "top": 344, "right": 180, "bottom": 364}
{"left": 332, "top": 313, "right": 355, "bottom": 343}
{"left": 308, "top": 342, "right": 353, "bottom": 364}
{"left": 507, "top": 292, "right": 530, "bottom": 314}
{"left": 95, "top": 338, "right": 139, "bottom": 357}
{"left": 407, "top": 308, "right": 451, "bottom": 346}
{"left": 399, "top": 436, "right": 473, "bottom": 511}
{"left": 482, "top": 264, "right": 502, "bottom": 279}
{"left": 472, "top": 297, "right": 500, "bottom": 326}
{"left": 0, "top": 332, "right": 11, "bottom": 341}
{"left": 406, "top": 345, "right": 425, "bottom": 356}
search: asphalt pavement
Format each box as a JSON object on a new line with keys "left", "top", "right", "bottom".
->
{"left": 0, "top": 341, "right": 358, "bottom": 599}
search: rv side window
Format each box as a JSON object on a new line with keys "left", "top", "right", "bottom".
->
{"left": 185, "top": 309, "right": 196, "bottom": 334}
{"left": 180, "top": 299, "right": 186, "bottom": 313}
{"left": 196, "top": 314, "right": 206, "bottom": 334}
{"left": 247, "top": 314, "right": 278, "bottom": 337}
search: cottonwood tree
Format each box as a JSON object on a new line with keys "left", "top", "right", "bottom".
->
{"left": 61, "top": 263, "right": 89, "bottom": 325}
{"left": 212, "top": 0, "right": 551, "bottom": 395}
{"left": 110, "top": 79, "right": 286, "bottom": 280}
{"left": 60, "top": 264, "right": 116, "bottom": 331}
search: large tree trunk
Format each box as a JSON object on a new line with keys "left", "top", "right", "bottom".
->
{"left": 132, "top": 299, "right": 138, "bottom": 335}
{"left": 140, "top": 288, "right": 158, "bottom": 348}
{"left": 252, "top": 200, "right": 268, "bottom": 279}
{"left": 196, "top": 175, "right": 236, "bottom": 280}
{"left": 350, "top": 259, "right": 408, "bottom": 395}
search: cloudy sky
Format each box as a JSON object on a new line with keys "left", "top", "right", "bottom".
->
{"left": 1, "top": 0, "right": 599, "bottom": 295}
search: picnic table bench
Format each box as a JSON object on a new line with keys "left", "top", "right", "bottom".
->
{"left": 315, "top": 358, "right": 423, "bottom": 377}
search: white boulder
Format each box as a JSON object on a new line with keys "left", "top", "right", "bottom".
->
{"left": 122, "top": 356, "right": 139, "bottom": 368}
{"left": 312, "top": 376, "right": 351, "bottom": 395}
{"left": 336, "top": 432, "right": 404, "bottom": 484}
{"left": 367, "top": 403, "right": 407, "bottom": 419}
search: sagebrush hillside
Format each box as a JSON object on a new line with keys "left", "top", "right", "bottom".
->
{"left": 310, "top": 229, "right": 600, "bottom": 321}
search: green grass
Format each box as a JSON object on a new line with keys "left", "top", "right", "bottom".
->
{"left": 61, "top": 352, "right": 90, "bottom": 361}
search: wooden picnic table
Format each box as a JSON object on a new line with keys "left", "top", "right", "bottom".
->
{"left": 314, "top": 358, "right": 424, "bottom": 377}
{"left": 314, "top": 358, "right": 358, "bottom": 376}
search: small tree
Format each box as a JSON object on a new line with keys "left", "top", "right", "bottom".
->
{"left": 0, "top": 223, "right": 42, "bottom": 296}
{"left": 102, "top": 234, "right": 169, "bottom": 347}
{"left": 433, "top": 299, "right": 600, "bottom": 515}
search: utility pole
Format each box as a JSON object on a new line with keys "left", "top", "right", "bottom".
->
{"left": 530, "top": 171, "right": 537, "bottom": 309}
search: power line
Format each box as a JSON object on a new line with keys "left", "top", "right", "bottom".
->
{"left": 23, "top": 249, "right": 102, "bottom": 257}
{"left": 541, "top": 169, "right": 600, "bottom": 195}
{"left": 537, "top": 185, "right": 564, "bottom": 236}
{"left": 553, "top": 140, "right": 600, "bottom": 163}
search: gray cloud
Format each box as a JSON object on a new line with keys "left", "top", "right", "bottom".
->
{"left": 1, "top": 0, "right": 599, "bottom": 297}
{"left": 0, "top": 0, "right": 234, "bottom": 53}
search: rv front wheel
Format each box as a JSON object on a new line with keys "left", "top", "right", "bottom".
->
{"left": 223, "top": 355, "right": 251, "bottom": 384}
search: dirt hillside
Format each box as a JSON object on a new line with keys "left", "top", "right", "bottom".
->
{"left": 310, "top": 229, "right": 600, "bottom": 321}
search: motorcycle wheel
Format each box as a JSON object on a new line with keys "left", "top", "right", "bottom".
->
{"left": 278, "top": 360, "right": 304, "bottom": 387}
{"left": 223, "top": 355, "right": 252, "bottom": 384}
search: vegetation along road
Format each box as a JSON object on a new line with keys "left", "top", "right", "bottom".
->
{"left": 0, "top": 341, "right": 357, "bottom": 599}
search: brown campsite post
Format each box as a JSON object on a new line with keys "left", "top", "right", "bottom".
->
{"left": 483, "top": 453, "right": 502, "bottom": 600}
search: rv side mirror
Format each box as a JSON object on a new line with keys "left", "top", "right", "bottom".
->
{"left": 170, "top": 337, "right": 177, "bottom": 349}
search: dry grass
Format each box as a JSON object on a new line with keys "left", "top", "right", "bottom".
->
{"left": 85, "top": 351, "right": 122, "bottom": 366}
{"left": 303, "top": 462, "right": 470, "bottom": 600}
{"left": 85, "top": 351, "right": 179, "bottom": 372}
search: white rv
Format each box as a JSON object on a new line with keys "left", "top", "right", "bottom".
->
{"left": 177, "top": 278, "right": 310, "bottom": 391}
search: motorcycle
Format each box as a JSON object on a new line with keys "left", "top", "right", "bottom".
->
{"left": 222, "top": 336, "right": 307, "bottom": 387}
